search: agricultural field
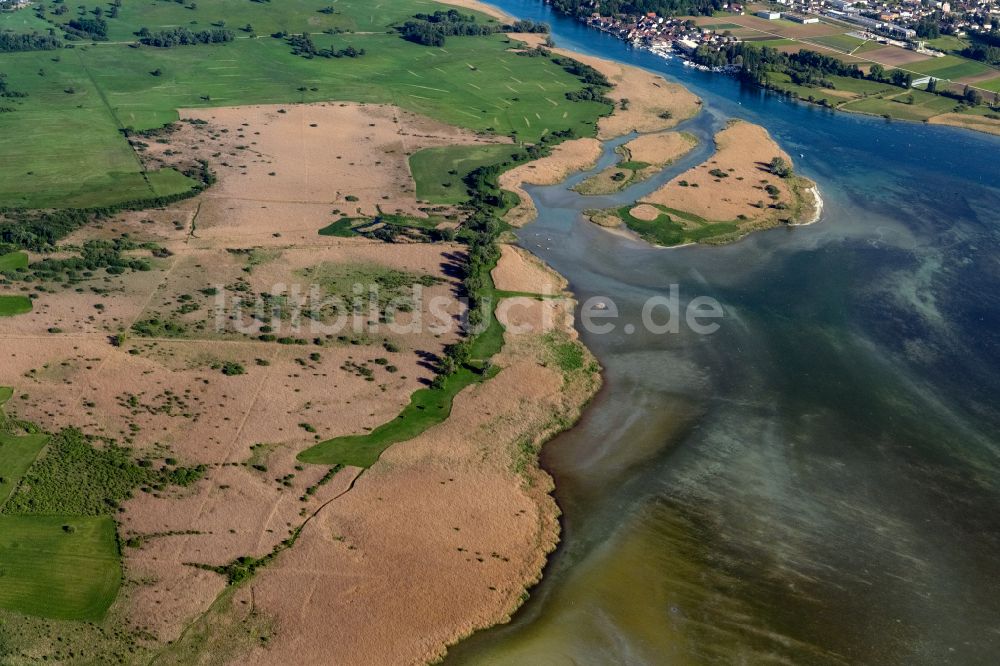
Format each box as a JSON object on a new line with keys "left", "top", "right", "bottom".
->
{"left": 841, "top": 89, "right": 964, "bottom": 121}
{"left": 410, "top": 144, "right": 521, "bottom": 204}
{"left": 974, "top": 77, "right": 1000, "bottom": 93}
{"left": 801, "top": 32, "right": 867, "bottom": 54}
{"left": 906, "top": 55, "right": 993, "bottom": 81}
{"left": 0, "top": 515, "right": 120, "bottom": 621}
{"left": 0, "top": 13, "right": 604, "bottom": 208}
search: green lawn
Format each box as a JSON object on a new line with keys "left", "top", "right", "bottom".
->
{"left": 0, "top": 515, "right": 120, "bottom": 621}
{"left": 906, "top": 55, "right": 992, "bottom": 80}
{"left": 0, "top": 295, "right": 32, "bottom": 317}
{"left": 924, "top": 35, "right": 970, "bottom": 54}
{"left": 0, "top": 251, "right": 28, "bottom": 271}
{"left": 0, "top": 30, "right": 606, "bottom": 208}
{"left": 410, "top": 144, "right": 520, "bottom": 204}
{"left": 0, "top": 432, "right": 48, "bottom": 506}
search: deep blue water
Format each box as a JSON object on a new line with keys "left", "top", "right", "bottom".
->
{"left": 446, "top": 2, "right": 1000, "bottom": 664}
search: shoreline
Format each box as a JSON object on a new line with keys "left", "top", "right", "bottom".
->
{"left": 573, "top": 10, "right": 1000, "bottom": 139}
{"left": 795, "top": 185, "right": 825, "bottom": 227}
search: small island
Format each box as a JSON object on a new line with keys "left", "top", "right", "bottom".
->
{"left": 589, "top": 120, "right": 819, "bottom": 247}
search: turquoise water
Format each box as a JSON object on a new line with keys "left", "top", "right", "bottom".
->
{"left": 445, "top": 2, "right": 1000, "bottom": 664}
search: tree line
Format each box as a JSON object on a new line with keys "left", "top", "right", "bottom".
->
{"left": 286, "top": 33, "right": 364, "bottom": 59}
{"left": 399, "top": 10, "right": 548, "bottom": 47}
{"left": 0, "top": 30, "right": 61, "bottom": 52}
{"left": 548, "top": 0, "right": 723, "bottom": 19}
{"left": 63, "top": 17, "right": 108, "bottom": 41}
{"left": 137, "top": 26, "right": 235, "bottom": 47}
{"left": 693, "top": 43, "right": 921, "bottom": 98}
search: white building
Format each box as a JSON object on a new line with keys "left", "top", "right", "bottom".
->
{"left": 757, "top": 10, "right": 781, "bottom": 19}
{"left": 784, "top": 13, "right": 820, "bottom": 23}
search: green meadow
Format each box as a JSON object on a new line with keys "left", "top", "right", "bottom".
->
{"left": 0, "top": 250, "right": 29, "bottom": 271}
{"left": 0, "top": 2, "right": 603, "bottom": 209}
{"left": 0, "top": 295, "right": 32, "bottom": 316}
{"left": 0, "top": 515, "right": 121, "bottom": 621}
{"left": 410, "top": 144, "right": 521, "bottom": 204}
{"left": 906, "top": 55, "right": 992, "bottom": 81}
{"left": 612, "top": 203, "right": 739, "bottom": 247}
{"left": 974, "top": 76, "right": 1000, "bottom": 93}
{"left": 0, "top": 432, "right": 48, "bottom": 506}
{"left": 803, "top": 33, "right": 866, "bottom": 54}
{"left": 100, "top": 0, "right": 439, "bottom": 42}
{"left": 841, "top": 89, "right": 962, "bottom": 121}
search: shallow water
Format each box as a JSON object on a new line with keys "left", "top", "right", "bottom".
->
{"left": 445, "top": 2, "right": 1000, "bottom": 663}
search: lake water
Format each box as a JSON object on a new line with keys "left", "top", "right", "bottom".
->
{"left": 445, "top": 2, "right": 1000, "bottom": 664}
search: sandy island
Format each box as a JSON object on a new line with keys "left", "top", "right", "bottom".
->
{"left": 588, "top": 120, "right": 820, "bottom": 247}
{"left": 573, "top": 130, "right": 698, "bottom": 196}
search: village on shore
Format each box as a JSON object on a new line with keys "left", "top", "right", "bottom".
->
{"left": 575, "top": 1, "right": 1000, "bottom": 92}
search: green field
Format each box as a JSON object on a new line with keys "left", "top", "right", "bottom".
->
{"left": 0, "top": 515, "right": 120, "bottom": 621}
{"left": 828, "top": 75, "right": 898, "bottom": 95}
{"left": 744, "top": 37, "right": 796, "bottom": 47}
{"left": 0, "top": 295, "right": 32, "bottom": 316}
{"left": 767, "top": 71, "right": 901, "bottom": 108}
{"left": 0, "top": 3, "right": 605, "bottom": 209}
{"left": 0, "top": 251, "right": 28, "bottom": 271}
{"left": 410, "top": 144, "right": 520, "bottom": 204}
{"left": 924, "top": 35, "right": 970, "bottom": 54}
{"left": 99, "top": 0, "right": 437, "bottom": 42}
{"left": 974, "top": 76, "right": 1000, "bottom": 93}
{"left": 841, "top": 89, "right": 963, "bottom": 121}
{"left": 613, "top": 203, "right": 739, "bottom": 247}
{"left": 0, "top": 386, "right": 12, "bottom": 406}
{"left": 803, "top": 33, "right": 866, "bottom": 54}
{"left": 906, "top": 55, "right": 992, "bottom": 81}
{"left": 0, "top": 432, "right": 48, "bottom": 506}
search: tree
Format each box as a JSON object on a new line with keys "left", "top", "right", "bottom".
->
{"left": 964, "top": 85, "right": 982, "bottom": 106}
{"left": 926, "top": 77, "right": 937, "bottom": 93}
{"left": 868, "top": 63, "right": 885, "bottom": 81}
{"left": 768, "top": 156, "right": 791, "bottom": 178}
